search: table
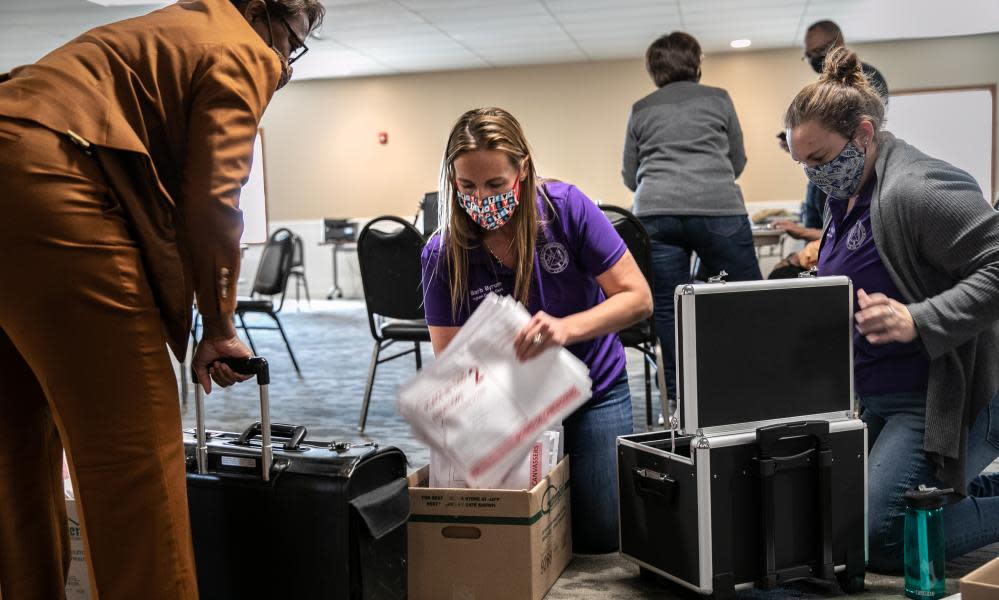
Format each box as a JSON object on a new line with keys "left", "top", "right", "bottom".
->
{"left": 319, "top": 240, "right": 357, "bottom": 299}
{"left": 751, "top": 226, "right": 787, "bottom": 258}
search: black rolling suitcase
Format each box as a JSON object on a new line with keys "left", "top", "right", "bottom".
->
{"left": 184, "top": 357, "right": 409, "bottom": 599}
{"left": 617, "top": 276, "right": 867, "bottom": 599}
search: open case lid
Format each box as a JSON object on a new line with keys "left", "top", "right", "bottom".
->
{"left": 675, "top": 276, "right": 854, "bottom": 436}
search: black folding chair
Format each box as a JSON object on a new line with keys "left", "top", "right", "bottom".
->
{"left": 234, "top": 228, "right": 301, "bottom": 374}
{"left": 356, "top": 216, "right": 431, "bottom": 432}
{"left": 600, "top": 204, "right": 660, "bottom": 429}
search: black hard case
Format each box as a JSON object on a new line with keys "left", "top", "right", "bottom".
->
{"left": 183, "top": 358, "right": 409, "bottom": 600}
{"left": 617, "top": 277, "right": 867, "bottom": 598}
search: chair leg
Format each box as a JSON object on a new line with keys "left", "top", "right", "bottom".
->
{"left": 237, "top": 313, "right": 258, "bottom": 356}
{"left": 359, "top": 341, "right": 382, "bottom": 432}
{"left": 271, "top": 312, "right": 301, "bottom": 375}
{"left": 644, "top": 345, "right": 653, "bottom": 429}
{"left": 301, "top": 274, "right": 312, "bottom": 309}
{"left": 414, "top": 342, "right": 422, "bottom": 369}
{"left": 295, "top": 275, "right": 301, "bottom": 310}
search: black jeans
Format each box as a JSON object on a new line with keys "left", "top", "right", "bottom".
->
{"left": 639, "top": 214, "right": 761, "bottom": 404}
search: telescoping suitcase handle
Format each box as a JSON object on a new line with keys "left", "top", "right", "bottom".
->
{"left": 191, "top": 357, "right": 274, "bottom": 481}
{"left": 756, "top": 420, "right": 835, "bottom": 588}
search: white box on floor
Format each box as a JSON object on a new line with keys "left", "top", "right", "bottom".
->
{"left": 64, "top": 481, "right": 91, "bottom": 599}
{"left": 407, "top": 457, "right": 572, "bottom": 600}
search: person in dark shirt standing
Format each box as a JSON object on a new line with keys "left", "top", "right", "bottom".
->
{"left": 773, "top": 20, "right": 889, "bottom": 242}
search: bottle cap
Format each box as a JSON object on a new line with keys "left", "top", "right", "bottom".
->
{"left": 903, "top": 485, "right": 954, "bottom": 510}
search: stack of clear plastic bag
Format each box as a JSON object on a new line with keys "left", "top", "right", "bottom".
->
{"left": 398, "top": 294, "right": 590, "bottom": 488}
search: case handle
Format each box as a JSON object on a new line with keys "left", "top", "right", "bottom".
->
{"left": 756, "top": 420, "right": 835, "bottom": 588}
{"left": 756, "top": 420, "right": 830, "bottom": 459}
{"left": 633, "top": 468, "right": 676, "bottom": 503}
{"left": 237, "top": 422, "right": 307, "bottom": 452}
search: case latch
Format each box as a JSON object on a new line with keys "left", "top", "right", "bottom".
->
{"left": 707, "top": 270, "right": 728, "bottom": 284}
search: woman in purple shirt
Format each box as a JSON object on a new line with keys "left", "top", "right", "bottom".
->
{"left": 785, "top": 48, "right": 999, "bottom": 571}
{"left": 421, "top": 107, "right": 652, "bottom": 553}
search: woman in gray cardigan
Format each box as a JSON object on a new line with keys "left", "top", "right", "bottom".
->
{"left": 785, "top": 47, "right": 999, "bottom": 571}
{"left": 622, "top": 32, "right": 760, "bottom": 407}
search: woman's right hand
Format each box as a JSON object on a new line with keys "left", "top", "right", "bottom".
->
{"left": 192, "top": 333, "right": 254, "bottom": 393}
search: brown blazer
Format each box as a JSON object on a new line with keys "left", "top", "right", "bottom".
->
{"left": 0, "top": 0, "right": 281, "bottom": 358}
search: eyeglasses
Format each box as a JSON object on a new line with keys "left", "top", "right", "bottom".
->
{"left": 264, "top": 7, "right": 310, "bottom": 65}
{"left": 278, "top": 15, "right": 309, "bottom": 65}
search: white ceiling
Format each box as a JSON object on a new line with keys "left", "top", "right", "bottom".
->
{"left": 1, "top": 0, "right": 998, "bottom": 81}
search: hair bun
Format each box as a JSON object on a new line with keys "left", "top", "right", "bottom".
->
{"left": 821, "top": 46, "right": 864, "bottom": 87}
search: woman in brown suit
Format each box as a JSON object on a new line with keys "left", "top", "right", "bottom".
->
{"left": 0, "top": 0, "right": 323, "bottom": 598}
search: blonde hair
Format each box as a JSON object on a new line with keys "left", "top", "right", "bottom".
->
{"left": 434, "top": 107, "right": 544, "bottom": 317}
{"left": 784, "top": 46, "right": 885, "bottom": 138}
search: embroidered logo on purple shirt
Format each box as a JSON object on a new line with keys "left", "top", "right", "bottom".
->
{"left": 846, "top": 221, "right": 867, "bottom": 251}
{"left": 540, "top": 242, "right": 569, "bottom": 274}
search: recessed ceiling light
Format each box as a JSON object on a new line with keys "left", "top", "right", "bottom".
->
{"left": 730, "top": 39, "right": 752, "bottom": 49}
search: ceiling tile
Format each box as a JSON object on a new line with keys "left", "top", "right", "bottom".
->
{"left": 0, "top": 0, "right": 996, "bottom": 79}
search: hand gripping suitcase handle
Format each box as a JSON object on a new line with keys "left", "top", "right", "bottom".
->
{"left": 189, "top": 356, "right": 270, "bottom": 385}
{"left": 192, "top": 356, "right": 274, "bottom": 481}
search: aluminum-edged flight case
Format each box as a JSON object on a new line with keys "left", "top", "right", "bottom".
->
{"left": 184, "top": 357, "right": 409, "bottom": 600}
{"left": 617, "top": 276, "right": 868, "bottom": 599}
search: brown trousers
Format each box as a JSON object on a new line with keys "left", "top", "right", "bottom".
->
{"left": 0, "top": 118, "right": 198, "bottom": 599}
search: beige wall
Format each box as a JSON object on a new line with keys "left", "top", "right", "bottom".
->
{"left": 260, "top": 33, "right": 999, "bottom": 221}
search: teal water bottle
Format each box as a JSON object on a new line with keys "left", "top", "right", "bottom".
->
{"left": 903, "top": 485, "right": 953, "bottom": 600}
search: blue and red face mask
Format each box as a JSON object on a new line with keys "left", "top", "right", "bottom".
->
{"left": 456, "top": 186, "right": 519, "bottom": 231}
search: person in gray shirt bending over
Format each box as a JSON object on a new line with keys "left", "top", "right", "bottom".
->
{"left": 622, "top": 31, "right": 761, "bottom": 406}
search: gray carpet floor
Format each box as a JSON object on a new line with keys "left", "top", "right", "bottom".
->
{"left": 174, "top": 301, "right": 998, "bottom": 600}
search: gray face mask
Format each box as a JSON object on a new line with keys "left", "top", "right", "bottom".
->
{"left": 803, "top": 139, "right": 867, "bottom": 200}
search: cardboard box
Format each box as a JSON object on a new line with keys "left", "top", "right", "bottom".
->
{"left": 64, "top": 481, "right": 92, "bottom": 599}
{"left": 960, "top": 553, "right": 999, "bottom": 600}
{"left": 407, "top": 457, "right": 572, "bottom": 600}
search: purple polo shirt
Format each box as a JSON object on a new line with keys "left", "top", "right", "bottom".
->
{"left": 817, "top": 175, "right": 929, "bottom": 396}
{"left": 421, "top": 181, "right": 628, "bottom": 398}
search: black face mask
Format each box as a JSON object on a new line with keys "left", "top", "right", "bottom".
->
{"left": 809, "top": 53, "right": 826, "bottom": 74}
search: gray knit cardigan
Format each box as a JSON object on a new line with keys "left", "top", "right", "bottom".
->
{"left": 856, "top": 133, "right": 999, "bottom": 494}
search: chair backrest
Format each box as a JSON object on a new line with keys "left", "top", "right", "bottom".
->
{"left": 253, "top": 228, "right": 295, "bottom": 297}
{"left": 600, "top": 205, "right": 653, "bottom": 287}
{"left": 357, "top": 216, "right": 427, "bottom": 325}
{"left": 420, "top": 191, "right": 439, "bottom": 238}
{"left": 290, "top": 232, "right": 305, "bottom": 269}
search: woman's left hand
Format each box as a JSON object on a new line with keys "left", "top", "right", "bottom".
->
{"left": 514, "top": 311, "right": 572, "bottom": 362}
{"left": 855, "top": 289, "right": 918, "bottom": 344}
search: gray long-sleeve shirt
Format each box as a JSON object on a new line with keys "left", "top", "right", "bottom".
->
{"left": 862, "top": 133, "right": 999, "bottom": 494}
{"left": 622, "top": 81, "right": 747, "bottom": 216}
